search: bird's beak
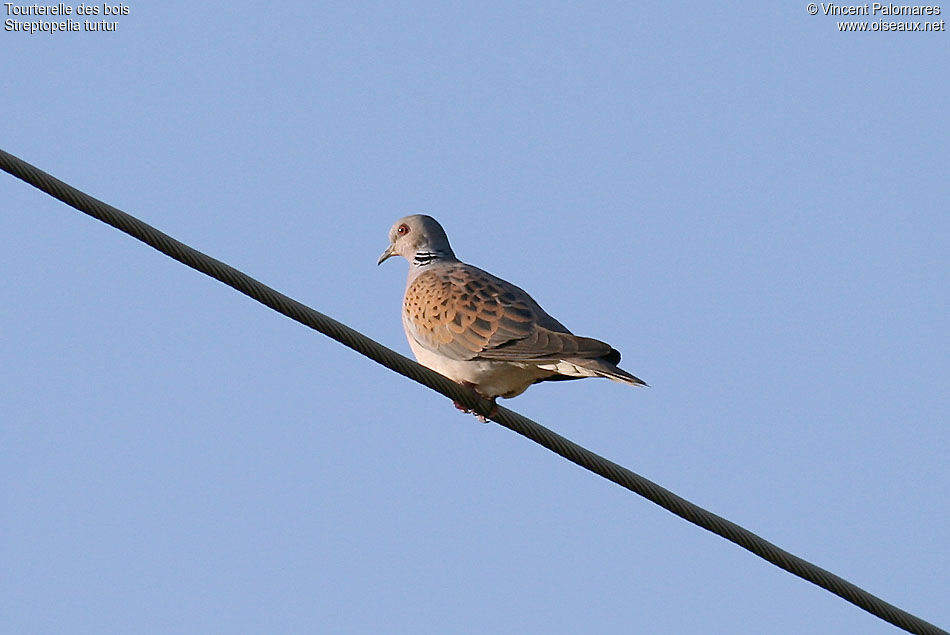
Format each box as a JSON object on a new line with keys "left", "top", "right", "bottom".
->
{"left": 377, "top": 244, "right": 396, "bottom": 266}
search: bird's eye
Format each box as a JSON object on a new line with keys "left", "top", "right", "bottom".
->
{"left": 396, "top": 224, "right": 409, "bottom": 236}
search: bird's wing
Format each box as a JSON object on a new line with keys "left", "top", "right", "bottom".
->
{"left": 403, "top": 263, "right": 614, "bottom": 362}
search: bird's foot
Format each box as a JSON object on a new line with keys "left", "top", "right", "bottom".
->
{"left": 453, "top": 383, "right": 497, "bottom": 423}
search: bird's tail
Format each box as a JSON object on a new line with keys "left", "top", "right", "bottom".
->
{"left": 541, "top": 355, "right": 648, "bottom": 387}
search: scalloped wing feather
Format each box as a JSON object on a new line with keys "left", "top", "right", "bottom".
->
{"left": 403, "top": 263, "right": 615, "bottom": 363}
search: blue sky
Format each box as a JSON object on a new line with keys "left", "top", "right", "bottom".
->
{"left": 2, "top": 3, "right": 947, "bottom": 633}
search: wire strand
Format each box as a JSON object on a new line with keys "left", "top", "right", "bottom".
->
{"left": 1, "top": 148, "right": 945, "bottom": 635}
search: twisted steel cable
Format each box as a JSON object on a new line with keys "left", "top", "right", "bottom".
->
{"left": 1, "top": 148, "right": 945, "bottom": 635}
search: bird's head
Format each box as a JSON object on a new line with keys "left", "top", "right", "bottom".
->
{"left": 378, "top": 214, "right": 456, "bottom": 266}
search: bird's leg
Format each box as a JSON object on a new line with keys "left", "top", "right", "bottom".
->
{"left": 453, "top": 382, "right": 497, "bottom": 423}
{"left": 477, "top": 397, "right": 499, "bottom": 423}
